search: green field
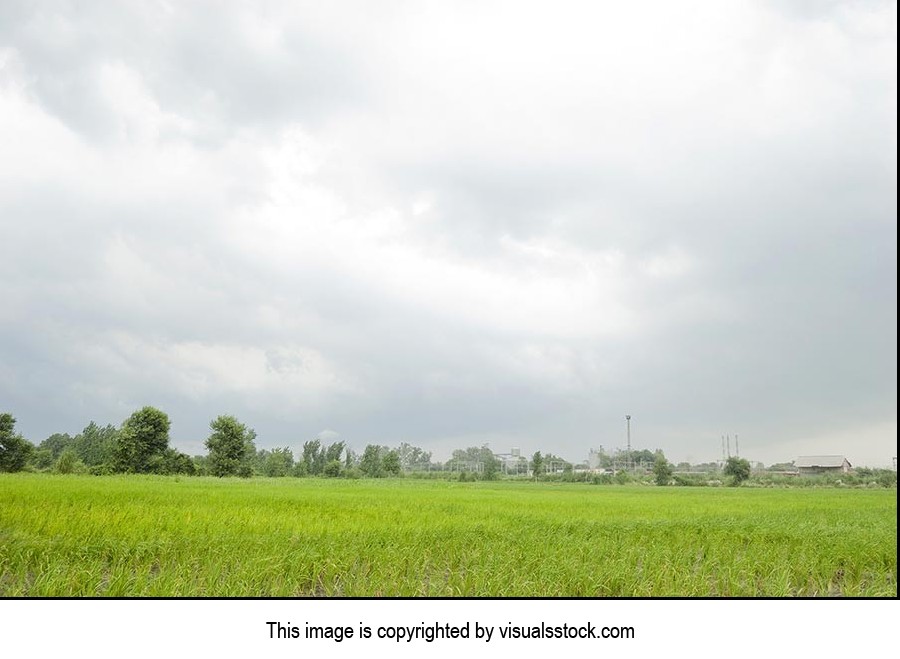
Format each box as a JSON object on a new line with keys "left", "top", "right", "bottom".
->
{"left": 0, "top": 474, "right": 895, "bottom": 597}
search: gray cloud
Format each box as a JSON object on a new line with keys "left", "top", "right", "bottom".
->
{"left": 0, "top": 1, "right": 895, "bottom": 467}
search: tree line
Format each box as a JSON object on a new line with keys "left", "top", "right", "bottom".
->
{"left": 1, "top": 407, "right": 655, "bottom": 480}
{"left": 6, "top": 408, "right": 892, "bottom": 487}
{"left": 1, "top": 408, "right": 435, "bottom": 479}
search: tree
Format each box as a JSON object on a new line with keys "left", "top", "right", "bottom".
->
{"left": 474, "top": 445, "right": 500, "bottom": 480}
{"left": 0, "top": 413, "right": 33, "bottom": 472}
{"left": 38, "top": 433, "right": 74, "bottom": 461}
{"left": 323, "top": 459, "right": 343, "bottom": 478}
{"left": 301, "top": 439, "right": 323, "bottom": 476}
{"left": 359, "top": 444, "right": 384, "bottom": 477}
{"left": 531, "top": 451, "right": 543, "bottom": 478}
{"left": 264, "top": 447, "right": 294, "bottom": 477}
{"left": 653, "top": 453, "right": 673, "bottom": 486}
{"left": 71, "top": 422, "right": 118, "bottom": 466}
{"left": 398, "top": 442, "right": 432, "bottom": 471}
{"left": 382, "top": 449, "right": 401, "bottom": 476}
{"left": 31, "top": 448, "right": 54, "bottom": 470}
{"left": 54, "top": 449, "right": 84, "bottom": 474}
{"left": 724, "top": 456, "right": 751, "bottom": 485}
{"left": 154, "top": 448, "right": 196, "bottom": 475}
{"left": 324, "top": 441, "right": 346, "bottom": 465}
{"left": 205, "top": 415, "right": 254, "bottom": 477}
{"left": 113, "top": 406, "right": 171, "bottom": 473}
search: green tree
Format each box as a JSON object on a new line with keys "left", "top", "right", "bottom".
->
{"left": 359, "top": 444, "right": 384, "bottom": 477}
{"left": 301, "top": 439, "right": 323, "bottom": 476}
{"left": 324, "top": 441, "right": 346, "bottom": 465}
{"left": 72, "top": 422, "right": 118, "bottom": 466}
{"left": 0, "top": 413, "right": 34, "bottom": 472}
{"left": 323, "top": 459, "right": 343, "bottom": 478}
{"left": 382, "top": 449, "right": 402, "bottom": 476}
{"left": 205, "top": 415, "right": 254, "bottom": 477}
{"left": 531, "top": 451, "right": 543, "bottom": 478}
{"left": 156, "top": 448, "right": 196, "bottom": 475}
{"left": 31, "top": 448, "right": 54, "bottom": 470}
{"left": 398, "top": 442, "right": 432, "bottom": 471}
{"left": 653, "top": 453, "right": 673, "bottom": 486}
{"left": 192, "top": 454, "right": 209, "bottom": 476}
{"left": 264, "top": 447, "right": 294, "bottom": 477}
{"left": 113, "top": 406, "right": 171, "bottom": 473}
{"left": 724, "top": 456, "right": 751, "bottom": 485}
{"left": 54, "top": 449, "right": 84, "bottom": 474}
{"left": 38, "top": 433, "right": 74, "bottom": 461}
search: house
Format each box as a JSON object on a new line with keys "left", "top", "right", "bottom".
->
{"left": 795, "top": 455, "right": 852, "bottom": 475}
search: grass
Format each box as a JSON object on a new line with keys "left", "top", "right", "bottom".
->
{"left": 0, "top": 473, "right": 895, "bottom": 597}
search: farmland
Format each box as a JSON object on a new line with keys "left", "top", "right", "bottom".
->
{"left": 0, "top": 474, "right": 895, "bottom": 597}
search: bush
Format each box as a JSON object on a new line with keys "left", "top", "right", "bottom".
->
{"left": 54, "top": 450, "right": 86, "bottom": 474}
{"left": 724, "top": 457, "right": 751, "bottom": 485}
{"left": 323, "top": 459, "right": 343, "bottom": 478}
{"left": 343, "top": 467, "right": 362, "bottom": 479}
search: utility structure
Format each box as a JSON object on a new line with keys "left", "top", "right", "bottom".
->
{"left": 625, "top": 414, "right": 632, "bottom": 471}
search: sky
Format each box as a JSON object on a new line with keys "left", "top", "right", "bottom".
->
{"left": 0, "top": 0, "right": 896, "bottom": 467}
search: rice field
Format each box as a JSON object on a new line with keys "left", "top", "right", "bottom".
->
{"left": 0, "top": 473, "right": 895, "bottom": 597}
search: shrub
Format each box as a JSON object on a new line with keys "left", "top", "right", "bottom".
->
{"left": 54, "top": 450, "right": 86, "bottom": 474}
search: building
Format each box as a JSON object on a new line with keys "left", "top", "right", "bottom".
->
{"left": 795, "top": 455, "right": 852, "bottom": 475}
{"left": 494, "top": 447, "right": 528, "bottom": 475}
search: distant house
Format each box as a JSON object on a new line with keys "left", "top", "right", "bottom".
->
{"left": 795, "top": 455, "right": 852, "bottom": 475}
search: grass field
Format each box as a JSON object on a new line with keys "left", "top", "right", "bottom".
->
{"left": 0, "top": 474, "right": 895, "bottom": 597}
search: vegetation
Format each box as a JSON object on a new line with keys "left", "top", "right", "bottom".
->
{"left": 0, "top": 475, "right": 894, "bottom": 597}
{"left": 113, "top": 406, "right": 172, "bottom": 474}
{"left": 205, "top": 415, "right": 255, "bottom": 478}
{"left": 0, "top": 414, "right": 33, "bottom": 472}
{"left": 724, "top": 456, "right": 752, "bottom": 485}
{"left": 653, "top": 453, "right": 673, "bottom": 486}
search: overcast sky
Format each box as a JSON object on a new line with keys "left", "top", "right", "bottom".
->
{"left": 1, "top": 0, "right": 896, "bottom": 467}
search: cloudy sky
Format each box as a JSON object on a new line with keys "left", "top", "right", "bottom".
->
{"left": 1, "top": 0, "right": 895, "bottom": 467}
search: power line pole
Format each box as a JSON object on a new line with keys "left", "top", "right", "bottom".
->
{"left": 625, "top": 415, "right": 632, "bottom": 471}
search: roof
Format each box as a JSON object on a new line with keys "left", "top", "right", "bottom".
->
{"left": 795, "top": 455, "right": 850, "bottom": 468}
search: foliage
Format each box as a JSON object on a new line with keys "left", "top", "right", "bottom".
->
{"left": 155, "top": 448, "right": 196, "bottom": 475}
{"left": 31, "top": 448, "right": 55, "bottom": 470}
{"left": 382, "top": 449, "right": 402, "bottom": 476}
{"left": 653, "top": 453, "right": 673, "bottom": 486}
{"left": 54, "top": 449, "right": 85, "bottom": 474}
{"left": 263, "top": 447, "right": 294, "bottom": 477}
{"left": 0, "top": 413, "right": 34, "bottom": 473}
{"left": 359, "top": 444, "right": 384, "bottom": 477}
{"left": 531, "top": 451, "right": 543, "bottom": 478}
{"left": 397, "top": 442, "right": 432, "bottom": 471}
{"left": 205, "top": 415, "right": 254, "bottom": 477}
{"left": 724, "top": 456, "right": 752, "bottom": 485}
{"left": 38, "top": 433, "right": 74, "bottom": 461}
{"left": 301, "top": 439, "right": 324, "bottom": 476}
{"left": 71, "top": 422, "right": 119, "bottom": 466}
{"left": 323, "top": 459, "right": 343, "bottom": 478}
{"left": 324, "top": 441, "right": 345, "bottom": 465}
{"left": 113, "top": 407, "right": 172, "bottom": 474}
{"left": 445, "top": 446, "right": 497, "bottom": 478}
